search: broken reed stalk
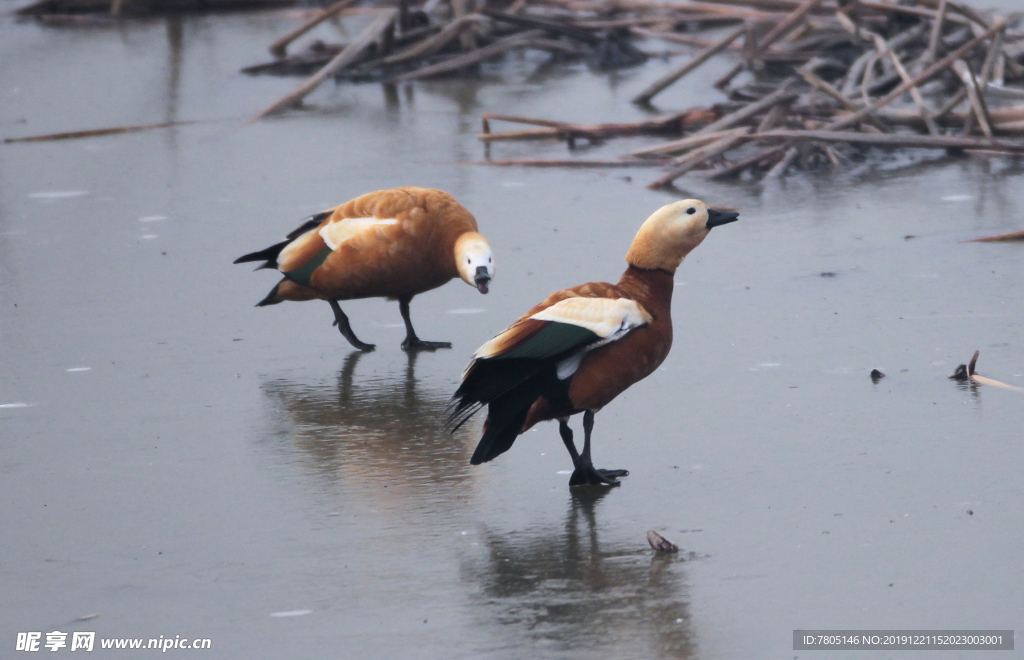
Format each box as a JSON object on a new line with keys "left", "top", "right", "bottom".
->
{"left": 632, "top": 24, "right": 745, "bottom": 105}
{"left": 4, "top": 120, "right": 197, "bottom": 143}
{"left": 391, "top": 30, "right": 543, "bottom": 82}
{"left": 706, "top": 143, "right": 788, "bottom": 179}
{"left": 381, "top": 15, "right": 483, "bottom": 64}
{"left": 827, "top": 17, "right": 1008, "bottom": 131}
{"left": 450, "top": 0, "right": 477, "bottom": 51}
{"left": 925, "top": 0, "right": 948, "bottom": 64}
{"left": 268, "top": 0, "right": 361, "bottom": 58}
{"left": 629, "top": 127, "right": 749, "bottom": 157}
{"left": 747, "top": 128, "right": 1024, "bottom": 151}
{"left": 648, "top": 131, "right": 750, "bottom": 188}
{"left": 798, "top": 66, "right": 889, "bottom": 133}
{"left": 473, "top": 158, "right": 666, "bottom": 166}
{"left": 751, "top": 0, "right": 828, "bottom": 57}
{"left": 967, "top": 228, "right": 1024, "bottom": 242}
{"left": 762, "top": 145, "right": 799, "bottom": 180}
{"left": 955, "top": 60, "right": 994, "bottom": 137}
{"left": 252, "top": 9, "right": 398, "bottom": 121}
{"left": 699, "top": 84, "right": 798, "bottom": 136}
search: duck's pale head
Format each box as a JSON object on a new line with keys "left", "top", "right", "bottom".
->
{"left": 625, "top": 199, "right": 738, "bottom": 274}
{"left": 455, "top": 232, "right": 494, "bottom": 294}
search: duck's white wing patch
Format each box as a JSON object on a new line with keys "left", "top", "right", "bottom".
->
{"left": 533, "top": 297, "right": 651, "bottom": 380}
{"left": 529, "top": 297, "right": 651, "bottom": 337}
{"left": 277, "top": 226, "right": 319, "bottom": 267}
{"left": 319, "top": 217, "right": 399, "bottom": 250}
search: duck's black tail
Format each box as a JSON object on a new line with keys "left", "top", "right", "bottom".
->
{"left": 233, "top": 211, "right": 331, "bottom": 270}
{"left": 448, "top": 358, "right": 565, "bottom": 465}
{"left": 234, "top": 240, "right": 290, "bottom": 269}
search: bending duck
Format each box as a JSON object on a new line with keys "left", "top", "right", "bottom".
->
{"left": 235, "top": 187, "right": 494, "bottom": 351}
{"left": 449, "top": 199, "right": 738, "bottom": 486}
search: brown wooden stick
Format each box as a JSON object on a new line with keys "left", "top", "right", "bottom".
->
{"left": 955, "top": 59, "right": 994, "bottom": 138}
{"left": 857, "top": 0, "right": 970, "bottom": 25}
{"left": 748, "top": 128, "right": 1024, "bottom": 151}
{"left": 481, "top": 113, "right": 575, "bottom": 129}
{"left": 714, "top": 61, "right": 745, "bottom": 89}
{"left": 876, "top": 104, "right": 1024, "bottom": 126}
{"left": 755, "top": 102, "right": 787, "bottom": 132}
{"left": 761, "top": 145, "right": 799, "bottom": 181}
{"left": 826, "top": 17, "right": 1007, "bottom": 131}
{"left": 450, "top": 0, "right": 477, "bottom": 51}
{"left": 469, "top": 158, "right": 667, "bottom": 167}
{"left": 967, "top": 229, "right": 1024, "bottom": 242}
{"left": 4, "top": 120, "right": 197, "bottom": 144}
{"left": 799, "top": 67, "right": 861, "bottom": 113}
{"left": 648, "top": 132, "right": 749, "bottom": 188}
{"left": 933, "top": 88, "right": 968, "bottom": 120}
{"left": 631, "top": 24, "right": 745, "bottom": 104}
{"left": 698, "top": 83, "right": 797, "bottom": 135}
{"left": 834, "top": 14, "right": 936, "bottom": 133}
{"left": 479, "top": 111, "right": 705, "bottom": 142}
{"left": 884, "top": 48, "right": 940, "bottom": 135}
{"left": 925, "top": 0, "right": 948, "bottom": 64}
{"left": 390, "top": 30, "right": 544, "bottom": 82}
{"left": 995, "top": 119, "right": 1024, "bottom": 133}
{"left": 253, "top": 10, "right": 397, "bottom": 121}
{"left": 706, "top": 143, "right": 788, "bottom": 179}
{"left": 478, "top": 128, "right": 566, "bottom": 141}
{"left": 628, "top": 127, "right": 750, "bottom": 158}
{"left": 382, "top": 15, "right": 483, "bottom": 64}
{"left": 753, "top": 0, "right": 828, "bottom": 57}
{"left": 269, "top": 0, "right": 362, "bottom": 58}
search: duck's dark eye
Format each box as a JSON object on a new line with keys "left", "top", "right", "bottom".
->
{"left": 467, "top": 258, "right": 471, "bottom": 263}
{"left": 686, "top": 207, "right": 696, "bottom": 215}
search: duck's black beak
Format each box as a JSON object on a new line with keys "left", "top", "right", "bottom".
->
{"left": 706, "top": 208, "right": 740, "bottom": 229}
{"left": 474, "top": 266, "right": 490, "bottom": 294}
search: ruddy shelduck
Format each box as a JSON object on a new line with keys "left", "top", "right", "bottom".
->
{"left": 235, "top": 187, "right": 494, "bottom": 351}
{"left": 449, "top": 199, "right": 738, "bottom": 486}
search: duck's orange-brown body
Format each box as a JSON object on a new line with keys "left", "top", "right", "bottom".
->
{"left": 236, "top": 187, "right": 493, "bottom": 351}
{"left": 449, "top": 198, "right": 737, "bottom": 486}
{"left": 520, "top": 267, "right": 674, "bottom": 428}
{"left": 272, "top": 187, "right": 479, "bottom": 303}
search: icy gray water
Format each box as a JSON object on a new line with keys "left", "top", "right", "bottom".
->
{"left": 2, "top": 3, "right": 1022, "bottom": 658}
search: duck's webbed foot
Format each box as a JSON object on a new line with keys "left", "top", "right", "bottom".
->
{"left": 398, "top": 299, "right": 450, "bottom": 351}
{"left": 569, "top": 461, "right": 629, "bottom": 487}
{"left": 401, "top": 338, "right": 452, "bottom": 351}
{"left": 566, "top": 410, "right": 628, "bottom": 487}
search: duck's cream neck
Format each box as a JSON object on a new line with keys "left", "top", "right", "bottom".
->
{"left": 624, "top": 213, "right": 707, "bottom": 274}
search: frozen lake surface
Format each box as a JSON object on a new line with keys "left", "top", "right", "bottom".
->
{"left": 2, "top": 2, "right": 1022, "bottom": 657}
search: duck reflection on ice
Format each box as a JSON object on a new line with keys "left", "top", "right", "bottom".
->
{"left": 260, "top": 351, "right": 475, "bottom": 500}
{"left": 462, "top": 490, "right": 695, "bottom": 659}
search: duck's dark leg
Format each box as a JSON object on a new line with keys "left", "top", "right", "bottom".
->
{"left": 559, "top": 418, "right": 580, "bottom": 463}
{"left": 399, "top": 297, "right": 451, "bottom": 351}
{"left": 329, "top": 300, "right": 375, "bottom": 351}
{"left": 569, "top": 410, "right": 629, "bottom": 487}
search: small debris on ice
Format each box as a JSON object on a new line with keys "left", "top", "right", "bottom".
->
{"left": 29, "top": 190, "right": 89, "bottom": 199}
{"left": 647, "top": 530, "right": 679, "bottom": 554}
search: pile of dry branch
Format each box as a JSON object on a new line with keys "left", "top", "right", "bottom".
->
{"left": 246, "top": 0, "right": 656, "bottom": 119}
{"left": 468, "top": 0, "right": 1024, "bottom": 186}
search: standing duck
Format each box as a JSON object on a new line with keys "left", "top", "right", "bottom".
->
{"left": 448, "top": 199, "right": 738, "bottom": 486}
{"left": 235, "top": 187, "right": 494, "bottom": 351}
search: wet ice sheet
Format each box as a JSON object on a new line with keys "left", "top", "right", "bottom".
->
{"left": 1, "top": 5, "right": 1023, "bottom": 660}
